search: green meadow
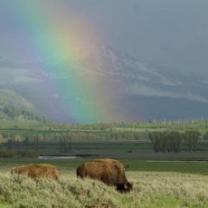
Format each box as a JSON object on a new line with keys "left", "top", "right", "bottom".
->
{"left": 0, "top": 158, "right": 208, "bottom": 175}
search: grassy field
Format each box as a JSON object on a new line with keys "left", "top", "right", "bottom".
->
{"left": 0, "top": 158, "right": 207, "bottom": 207}
{"left": 0, "top": 171, "right": 207, "bottom": 208}
{"left": 0, "top": 158, "right": 208, "bottom": 175}
{"left": 0, "top": 122, "right": 207, "bottom": 207}
{"left": 1, "top": 142, "right": 208, "bottom": 161}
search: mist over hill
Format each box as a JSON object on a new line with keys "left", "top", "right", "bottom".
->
{"left": 0, "top": 0, "right": 208, "bottom": 123}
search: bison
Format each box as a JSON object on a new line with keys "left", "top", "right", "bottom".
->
{"left": 11, "top": 164, "right": 60, "bottom": 180}
{"left": 76, "top": 159, "right": 132, "bottom": 192}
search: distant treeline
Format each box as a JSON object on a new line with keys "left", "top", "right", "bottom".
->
{"left": 0, "top": 130, "right": 148, "bottom": 145}
{"left": 149, "top": 131, "right": 202, "bottom": 152}
{"left": 1, "top": 119, "right": 208, "bottom": 131}
{"left": 0, "top": 128, "right": 207, "bottom": 158}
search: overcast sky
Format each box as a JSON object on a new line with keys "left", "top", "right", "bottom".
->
{"left": 0, "top": 0, "right": 208, "bottom": 77}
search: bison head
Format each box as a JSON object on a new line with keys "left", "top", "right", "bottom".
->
{"left": 117, "top": 182, "right": 133, "bottom": 193}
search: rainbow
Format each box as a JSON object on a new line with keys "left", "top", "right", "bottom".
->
{"left": 7, "top": 1, "right": 117, "bottom": 123}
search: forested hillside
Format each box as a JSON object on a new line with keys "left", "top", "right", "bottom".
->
{"left": 0, "top": 90, "right": 46, "bottom": 124}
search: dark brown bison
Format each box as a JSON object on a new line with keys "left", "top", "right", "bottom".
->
{"left": 11, "top": 164, "right": 60, "bottom": 180}
{"left": 77, "top": 159, "right": 132, "bottom": 192}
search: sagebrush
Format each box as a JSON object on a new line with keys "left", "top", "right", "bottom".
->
{"left": 0, "top": 171, "right": 207, "bottom": 208}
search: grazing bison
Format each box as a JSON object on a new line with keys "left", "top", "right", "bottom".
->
{"left": 77, "top": 159, "right": 132, "bottom": 192}
{"left": 11, "top": 164, "right": 60, "bottom": 180}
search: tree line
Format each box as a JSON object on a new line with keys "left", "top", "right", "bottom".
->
{"left": 0, "top": 129, "right": 206, "bottom": 157}
{"left": 149, "top": 130, "right": 201, "bottom": 152}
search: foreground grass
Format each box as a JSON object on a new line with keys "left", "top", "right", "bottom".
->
{"left": 0, "top": 172, "right": 207, "bottom": 208}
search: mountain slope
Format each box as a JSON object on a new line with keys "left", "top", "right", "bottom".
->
{"left": 0, "top": 89, "right": 45, "bottom": 122}
{"left": 1, "top": 46, "right": 208, "bottom": 122}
